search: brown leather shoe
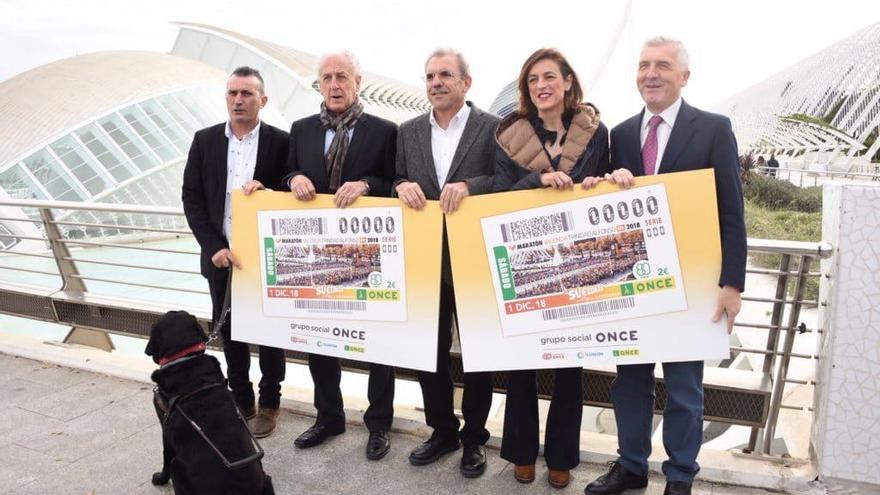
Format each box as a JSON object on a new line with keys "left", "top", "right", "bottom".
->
{"left": 514, "top": 464, "right": 535, "bottom": 483}
{"left": 252, "top": 408, "right": 279, "bottom": 438}
{"left": 548, "top": 469, "right": 570, "bottom": 489}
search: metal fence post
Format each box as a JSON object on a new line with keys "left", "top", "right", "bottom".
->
{"left": 39, "top": 207, "right": 114, "bottom": 352}
{"left": 746, "top": 254, "right": 791, "bottom": 453}
{"left": 762, "top": 255, "right": 812, "bottom": 454}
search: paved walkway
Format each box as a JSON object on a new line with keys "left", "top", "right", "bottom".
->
{"left": 0, "top": 352, "right": 783, "bottom": 495}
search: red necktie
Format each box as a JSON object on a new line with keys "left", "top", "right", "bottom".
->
{"left": 642, "top": 115, "right": 663, "bottom": 176}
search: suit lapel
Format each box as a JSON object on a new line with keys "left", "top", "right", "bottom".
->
{"left": 418, "top": 116, "right": 440, "bottom": 191}
{"left": 659, "top": 100, "right": 696, "bottom": 173}
{"left": 626, "top": 111, "right": 645, "bottom": 176}
{"left": 444, "top": 105, "right": 483, "bottom": 184}
{"left": 213, "top": 125, "right": 229, "bottom": 198}
{"left": 308, "top": 118, "right": 329, "bottom": 191}
{"left": 254, "top": 123, "right": 270, "bottom": 183}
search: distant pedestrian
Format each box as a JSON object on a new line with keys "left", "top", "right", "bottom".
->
{"left": 767, "top": 154, "right": 779, "bottom": 178}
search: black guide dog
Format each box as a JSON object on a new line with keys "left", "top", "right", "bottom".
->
{"left": 145, "top": 310, "right": 275, "bottom": 494}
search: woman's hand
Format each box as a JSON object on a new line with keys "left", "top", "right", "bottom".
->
{"left": 540, "top": 171, "right": 573, "bottom": 190}
{"left": 580, "top": 176, "right": 603, "bottom": 190}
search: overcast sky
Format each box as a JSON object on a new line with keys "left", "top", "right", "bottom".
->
{"left": 1, "top": 0, "right": 878, "bottom": 125}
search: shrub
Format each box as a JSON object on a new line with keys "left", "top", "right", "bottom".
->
{"left": 743, "top": 172, "right": 822, "bottom": 213}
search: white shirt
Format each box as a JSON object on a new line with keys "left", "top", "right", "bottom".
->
{"left": 430, "top": 103, "right": 471, "bottom": 187}
{"left": 324, "top": 128, "right": 355, "bottom": 156}
{"left": 223, "top": 121, "right": 261, "bottom": 241}
{"left": 639, "top": 97, "right": 682, "bottom": 174}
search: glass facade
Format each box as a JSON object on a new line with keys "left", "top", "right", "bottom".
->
{"left": 0, "top": 85, "right": 227, "bottom": 240}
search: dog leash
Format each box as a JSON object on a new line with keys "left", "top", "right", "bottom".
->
{"left": 208, "top": 267, "right": 233, "bottom": 344}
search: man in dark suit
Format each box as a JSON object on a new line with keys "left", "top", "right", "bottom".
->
{"left": 284, "top": 51, "right": 397, "bottom": 461}
{"left": 394, "top": 48, "right": 497, "bottom": 478}
{"left": 182, "top": 66, "right": 289, "bottom": 438}
{"left": 584, "top": 38, "right": 747, "bottom": 495}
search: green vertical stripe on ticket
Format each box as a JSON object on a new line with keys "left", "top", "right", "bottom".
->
{"left": 264, "top": 237, "right": 276, "bottom": 285}
{"left": 493, "top": 246, "right": 516, "bottom": 301}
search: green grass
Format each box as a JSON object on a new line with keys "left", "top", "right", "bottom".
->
{"left": 745, "top": 199, "right": 822, "bottom": 301}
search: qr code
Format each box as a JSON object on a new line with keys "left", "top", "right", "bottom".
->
{"left": 500, "top": 211, "right": 574, "bottom": 242}
{"left": 271, "top": 218, "right": 327, "bottom": 236}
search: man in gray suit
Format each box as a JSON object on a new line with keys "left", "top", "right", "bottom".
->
{"left": 394, "top": 48, "right": 498, "bottom": 478}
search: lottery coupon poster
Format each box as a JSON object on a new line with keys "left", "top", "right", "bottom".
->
{"left": 231, "top": 192, "right": 443, "bottom": 372}
{"left": 446, "top": 169, "right": 730, "bottom": 372}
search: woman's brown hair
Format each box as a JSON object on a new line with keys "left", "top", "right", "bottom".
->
{"left": 516, "top": 48, "right": 583, "bottom": 118}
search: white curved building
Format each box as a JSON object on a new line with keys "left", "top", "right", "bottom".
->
{"left": 171, "top": 23, "right": 430, "bottom": 124}
{"left": 0, "top": 25, "right": 428, "bottom": 244}
{"left": 713, "top": 22, "right": 880, "bottom": 171}
{"left": 0, "top": 51, "right": 233, "bottom": 240}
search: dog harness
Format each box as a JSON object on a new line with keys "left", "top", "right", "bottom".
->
{"left": 154, "top": 356, "right": 265, "bottom": 469}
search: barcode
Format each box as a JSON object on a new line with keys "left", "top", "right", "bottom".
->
{"left": 501, "top": 211, "right": 573, "bottom": 242}
{"left": 272, "top": 218, "right": 326, "bottom": 236}
{"left": 293, "top": 300, "right": 366, "bottom": 312}
{"left": 541, "top": 297, "right": 634, "bottom": 320}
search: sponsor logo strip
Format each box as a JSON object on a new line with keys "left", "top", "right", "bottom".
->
{"left": 504, "top": 276, "right": 676, "bottom": 315}
{"left": 266, "top": 287, "right": 400, "bottom": 301}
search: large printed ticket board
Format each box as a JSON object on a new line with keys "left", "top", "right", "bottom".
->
{"left": 231, "top": 192, "right": 443, "bottom": 372}
{"left": 446, "top": 169, "right": 731, "bottom": 372}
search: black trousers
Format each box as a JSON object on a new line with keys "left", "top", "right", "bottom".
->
{"left": 208, "top": 266, "right": 285, "bottom": 409}
{"left": 417, "top": 279, "right": 492, "bottom": 446}
{"left": 309, "top": 354, "right": 395, "bottom": 432}
{"left": 500, "top": 367, "right": 583, "bottom": 470}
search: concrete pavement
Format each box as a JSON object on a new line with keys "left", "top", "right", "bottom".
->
{"left": 0, "top": 349, "right": 791, "bottom": 495}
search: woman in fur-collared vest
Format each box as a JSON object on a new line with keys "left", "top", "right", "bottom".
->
{"left": 492, "top": 48, "right": 610, "bottom": 489}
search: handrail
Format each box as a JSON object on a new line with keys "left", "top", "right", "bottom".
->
{"left": 746, "top": 238, "right": 833, "bottom": 258}
{"left": 0, "top": 198, "right": 184, "bottom": 215}
{"left": 0, "top": 198, "right": 833, "bottom": 459}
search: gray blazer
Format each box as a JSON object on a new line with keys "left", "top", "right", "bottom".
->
{"left": 394, "top": 102, "right": 499, "bottom": 199}
{"left": 394, "top": 102, "right": 499, "bottom": 283}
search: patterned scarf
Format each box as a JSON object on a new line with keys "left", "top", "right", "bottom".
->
{"left": 320, "top": 100, "right": 364, "bottom": 192}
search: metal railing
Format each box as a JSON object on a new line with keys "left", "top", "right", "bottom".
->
{"left": 0, "top": 198, "right": 833, "bottom": 457}
{"left": 754, "top": 165, "right": 880, "bottom": 186}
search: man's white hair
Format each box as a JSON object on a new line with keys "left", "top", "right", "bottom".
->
{"left": 643, "top": 36, "right": 690, "bottom": 72}
{"left": 316, "top": 51, "right": 362, "bottom": 78}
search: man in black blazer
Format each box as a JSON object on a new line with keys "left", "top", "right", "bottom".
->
{"left": 182, "top": 66, "right": 289, "bottom": 438}
{"left": 394, "top": 48, "right": 497, "bottom": 478}
{"left": 284, "top": 51, "right": 397, "bottom": 461}
{"left": 584, "top": 38, "right": 746, "bottom": 495}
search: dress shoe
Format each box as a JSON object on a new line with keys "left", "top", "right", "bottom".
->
{"left": 294, "top": 423, "right": 344, "bottom": 449}
{"left": 252, "top": 408, "right": 279, "bottom": 438}
{"left": 409, "top": 433, "right": 460, "bottom": 466}
{"left": 584, "top": 461, "right": 648, "bottom": 495}
{"left": 514, "top": 464, "right": 535, "bottom": 483}
{"left": 663, "top": 481, "right": 692, "bottom": 495}
{"left": 366, "top": 430, "right": 391, "bottom": 460}
{"left": 549, "top": 469, "right": 571, "bottom": 489}
{"left": 459, "top": 444, "right": 487, "bottom": 478}
{"left": 238, "top": 402, "right": 257, "bottom": 421}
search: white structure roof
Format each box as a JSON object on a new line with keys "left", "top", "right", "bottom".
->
{"left": 0, "top": 51, "right": 225, "bottom": 168}
{"left": 172, "top": 23, "right": 430, "bottom": 123}
{"left": 713, "top": 22, "right": 880, "bottom": 169}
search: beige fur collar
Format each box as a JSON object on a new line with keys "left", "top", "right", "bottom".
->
{"left": 496, "top": 105, "right": 600, "bottom": 174}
